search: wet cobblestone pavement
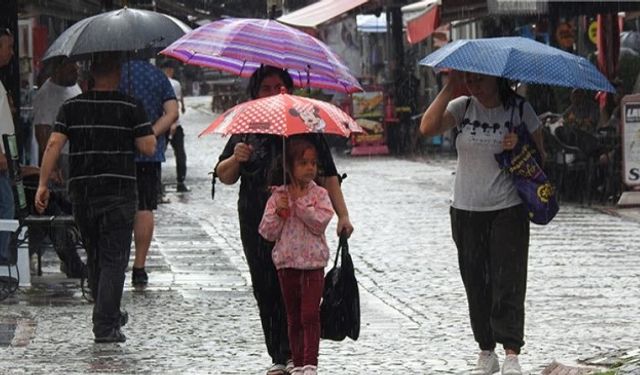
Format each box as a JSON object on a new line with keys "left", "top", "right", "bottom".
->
{"left": 1, "top": 97, "right": 639, "bottom": 374}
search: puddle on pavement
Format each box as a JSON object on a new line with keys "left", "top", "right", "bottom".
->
{"left": 3, "top": 277, "right": 85, "bottom": 306}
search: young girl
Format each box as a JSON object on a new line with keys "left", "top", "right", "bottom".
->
{"left": 259, "top": 138, "right": 334, "bottom": 375}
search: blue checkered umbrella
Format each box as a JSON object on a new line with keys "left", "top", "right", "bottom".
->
{"left": 419, "top": 36, "right": 615, "bottom": 93}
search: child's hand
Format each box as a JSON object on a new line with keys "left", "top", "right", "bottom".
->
{"left": 275, "top": 195, "right": 290, "bottom": 218}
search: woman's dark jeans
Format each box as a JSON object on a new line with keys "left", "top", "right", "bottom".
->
{"left": 169, "top": 125, "right": 187, "bottom": 184}
{"left": 450, "top": 204, "right": 530, "bottom": 354}
{"left": 239, "top": 205, "right": 290, "bottom": 365}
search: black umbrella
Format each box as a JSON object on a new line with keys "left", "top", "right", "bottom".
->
{"left": 42, "top": 7, "right": 191, "bottom": 61}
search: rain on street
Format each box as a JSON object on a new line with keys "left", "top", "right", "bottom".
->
{"left": 1, "top": 96, "right": 639, "bottom": 374}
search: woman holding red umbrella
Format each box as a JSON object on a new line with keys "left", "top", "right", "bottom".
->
{"left": 214, "top": 65, "right": 353, "bottom": 375}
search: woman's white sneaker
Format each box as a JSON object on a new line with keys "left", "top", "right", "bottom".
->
{"left": 502, "top": 354, "right": 522, "bottom": 375}
{"left": 471, "top": 351, "right": 500, "bottom": 375}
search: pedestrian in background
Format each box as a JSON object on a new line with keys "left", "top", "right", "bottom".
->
{"left": 19, "top": 79, "right": 35, "bottom": 165}
{"left": 419, "top": 70, "right": 542, "bottom": 375}
{"left": 214, "top": 65, "right": 353, "bottom": 375}
{"left": 0, "top": 26, "right": 15, "bottom": 265}
{"left": 35, "top": 52, "right": 156, "bottom": 343}
{"left": 31, "top": 57, "right": 86, "bottom": 278}
{"left": 33, "top": 58, "right": 81, "bottom": 166}
{"left": 562, "top": 88, "right": 600, "bottom": 133}
{"left": 161, "top": 61, "right": 189, "bottom": 193}
{"left": 259, "top": 138, "right": 333, "bottom": 375}
{"left": 119, "top": 60, "right": 178, "bottom": 287}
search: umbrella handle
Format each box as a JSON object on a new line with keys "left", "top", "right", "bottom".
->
{"left": 239, "top": 60, "right": 246, "bottom": 78}
{"left": 282, "top": 136, "right": 286, "bottom": 186}
{"left": 306, "top": 66, "right": 311, "bottom": 95}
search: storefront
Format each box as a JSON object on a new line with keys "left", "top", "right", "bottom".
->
{"left": 279, "top": 0, "right": 443, "bottom": 156}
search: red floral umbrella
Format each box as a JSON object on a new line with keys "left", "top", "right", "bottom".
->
{"left": 200, "top": 90, "right": 363, "bottom": 138}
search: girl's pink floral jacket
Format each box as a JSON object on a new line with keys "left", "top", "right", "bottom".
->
{"left": 259, "top": 181, "right": 334, "bottom": 270}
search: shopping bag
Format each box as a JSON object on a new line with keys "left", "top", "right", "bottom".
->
{"left": 495, "top": 122, "right": 559, "bottom": 225}
{"left": 320, "top": 233, "right": 360, "bottom": 341}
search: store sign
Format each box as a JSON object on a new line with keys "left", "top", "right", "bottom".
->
{"left": 351, "top": 91, "right": 389, "bottom": 155}
{"left": 622, "top": 95, "right": 640, "bottom": 186}
{"left": 352, "top": 91, "right": 383, "bottom": 118}
{"left": 555, "top": 22, "right": 574, "bottom": 49}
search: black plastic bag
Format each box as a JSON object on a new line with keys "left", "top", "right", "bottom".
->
{"left": 320, "top": 233, "right": 360, "bottom": 341}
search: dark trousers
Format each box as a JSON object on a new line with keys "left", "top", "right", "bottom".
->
{"left": 0, "top": 173, "right": 14, "bottom": 262}
{"left": 239, "top": 208, "right": 290, "bottom": 364}
{"left": 169, "top": 125, "right": 187, "bottom": 183}
{"left": 450, "top": 204, "right": 529, "bottom": 354}
{"left": 18, "top": 118, "right": 32, "bottom": 165}
{"left": 278, "top": 268, "right": 324, "bottom": 368}
{"left": 73, "top": 196, "right": 136, "bottom": 337}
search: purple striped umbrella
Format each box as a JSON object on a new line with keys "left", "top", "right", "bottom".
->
{"left": 159, "top": 18, "right": 362, "bottom": 94}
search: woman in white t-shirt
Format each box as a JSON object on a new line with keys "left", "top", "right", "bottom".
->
{"left": 419, "top": 71, "right": 542, "bottom": 375}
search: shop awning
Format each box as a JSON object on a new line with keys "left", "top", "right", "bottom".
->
{"left": 278, "top": 0, "right": 371, "bottom": 28}
{"left": 404, "top": 0, "right": 440, "bottom": 44}
{"left": 354, "top": 0, "right": 440, "bottom": 42}
{"left": 402, "top": 0, "right": 438, "bottom": 19}
{"left": 440, "top": 0, "right": 487, "bottom": 23}
{"left": 485, "top": 0, "right": 640, "bottom": 16}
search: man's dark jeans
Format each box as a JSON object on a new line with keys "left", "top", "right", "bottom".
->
{"left": 0, "top": 173, "right": 15, "bottom": 263}
{"left": 169, "top": 125, "right": 187, "bottom": 183}
{"left": 72, "top": 196, "right": 136, "bottom": 337}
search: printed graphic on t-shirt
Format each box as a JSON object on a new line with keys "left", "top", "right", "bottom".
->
{"left": 458, "top": 117, "right": 514, "bottom": 147}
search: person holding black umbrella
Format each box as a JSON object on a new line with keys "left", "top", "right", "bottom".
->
{"left": 35, "top": 52, "right": 156, "bottom": 343}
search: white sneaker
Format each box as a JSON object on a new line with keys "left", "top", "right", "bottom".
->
{"left": 502, "top": 354, "right": 522, "bottom": 375}
{"left": 266, "top": 363, "right": 286, "bottom": 375}
{"left": 302, "top": 365, "right": 317, "bottom": 375}
{"left": 471, "top": 351, "right": 500, "bottom": 375}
